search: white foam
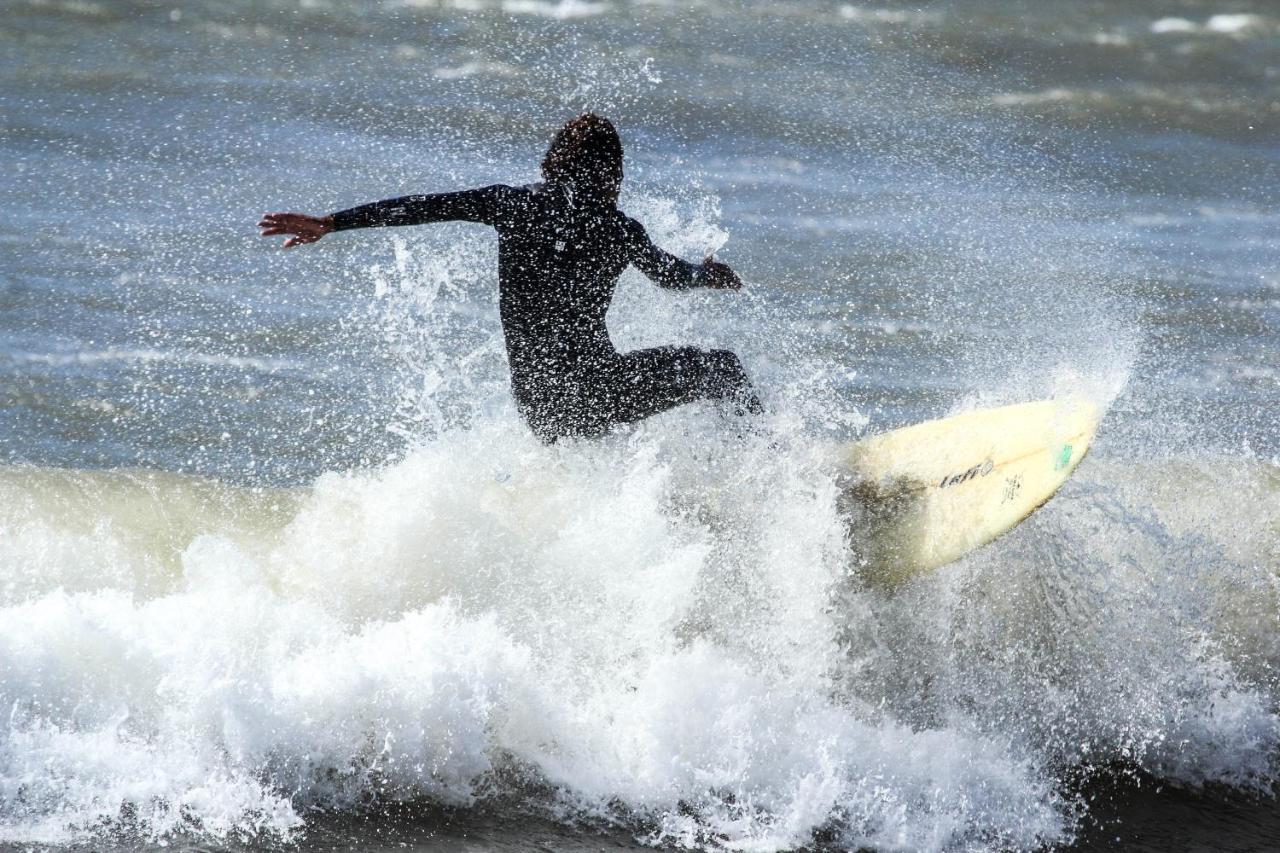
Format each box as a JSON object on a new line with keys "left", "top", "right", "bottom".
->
{"left": 500, "top": 0, "right": 610, "bottom": 20}
{"left": 433, "top": 61, "right": 521, "bottom": 80}
{"left": 1206, "top": 13, "right": 1264, "bottom": 33}
{"left": 838, "top": 5, "right": 940, "bottom": 26}
{"left": 992, "top": 88, "right": 1087, "bottom": 107}
{"left": 2, "top": 414, "right": 1278, "bottom": 848}
{"left": 1151, "top": 13, "right": 1269, "bottom": 35}
{"left": 1151, "top": 17, "right": 1197, "bottom": 34}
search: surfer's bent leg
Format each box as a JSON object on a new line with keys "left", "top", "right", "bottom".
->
{"left": 607, "top": 346, "right": 763, "bottom": 426}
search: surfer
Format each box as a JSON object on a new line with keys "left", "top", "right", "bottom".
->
{"left": 259, "top": 114, "right": 762, "bottom": 443}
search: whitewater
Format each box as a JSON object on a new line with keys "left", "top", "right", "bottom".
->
{"left": 3, "top": 0, "right": 1279, "bottom": 850}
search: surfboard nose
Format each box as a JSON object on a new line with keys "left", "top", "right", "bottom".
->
{"left": 838, "top": 397, "right": 1101, "bottom": 586}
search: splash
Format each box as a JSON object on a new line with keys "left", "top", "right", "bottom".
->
{"left": 3, "top": 406, "right": 1278, "bottom": 850}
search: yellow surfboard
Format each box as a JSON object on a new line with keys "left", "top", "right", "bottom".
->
{"left": 835, "top": 397, "right": 1100, "bottom": 586}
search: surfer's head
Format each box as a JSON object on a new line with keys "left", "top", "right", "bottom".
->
{"left": 542, "top": 113, "right": 624, "bottom": 205}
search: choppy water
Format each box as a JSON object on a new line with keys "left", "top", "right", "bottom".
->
{"left": 2, "top": 0, "right": 1278, "bottom": 850}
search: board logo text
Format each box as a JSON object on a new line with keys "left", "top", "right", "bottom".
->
{"left": 938, "top": 459, "right": 994, "bottom": 489}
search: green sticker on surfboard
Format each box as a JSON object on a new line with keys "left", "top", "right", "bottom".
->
{"left": 1053, "top": 443, "right": 1074, "bottom": 471}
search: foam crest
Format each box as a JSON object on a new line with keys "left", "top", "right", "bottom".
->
{"left": 3, "top": 416, "right": 1278, "bottom": 849}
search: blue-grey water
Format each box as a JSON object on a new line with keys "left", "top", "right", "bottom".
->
{"left": 2, "top": 1, "right": 1278, "bottom": 851}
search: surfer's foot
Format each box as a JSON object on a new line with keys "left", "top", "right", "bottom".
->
{"left": 723, "top": 397, "right": 774, "bottom": 444}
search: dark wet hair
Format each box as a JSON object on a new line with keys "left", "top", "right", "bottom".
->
{"left": 541, "top": 113, "right": 623, "bottom": 199}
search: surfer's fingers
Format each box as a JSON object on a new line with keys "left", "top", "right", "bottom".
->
{"left": 259, "top": 218, "right": 298, "bottom": 235}
{"left": 260, "top": 212, "right": 313, "bottom": 228}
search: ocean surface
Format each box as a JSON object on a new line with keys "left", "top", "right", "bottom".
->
{"left": 2, "top": 0, "right": 1278, "bottom": 850}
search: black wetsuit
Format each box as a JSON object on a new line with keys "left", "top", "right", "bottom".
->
{"left": 332, "top": 182, "right": 760, "bottom": 442}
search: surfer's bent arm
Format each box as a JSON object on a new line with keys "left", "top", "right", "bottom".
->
{"left": 330, "top": 184, "right": 512, "bottom": 231}
{"left": 625, "top": 218, "right": 743, "bottom": 291}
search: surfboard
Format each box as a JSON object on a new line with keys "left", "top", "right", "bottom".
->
{"left": 835, "top": 397, "right": 1100, "bottom": 586}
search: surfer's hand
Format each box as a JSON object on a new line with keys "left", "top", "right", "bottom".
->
{"left": 700, "top": 256, "right": 742, "bottom": 290}
{"left": 258, "top": 212, "right": 334, "bottom": 248}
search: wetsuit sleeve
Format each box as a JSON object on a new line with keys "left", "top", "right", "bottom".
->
{"left": 625, "top": 218, "right": 703, "bottom": 290}
{"left": 330, "top": 184, "right": 513, "bottom": 231}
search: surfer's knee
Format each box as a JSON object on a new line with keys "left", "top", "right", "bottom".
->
{"left": 704, "top": 349, "right": 746, "bottom": 384}
{"left": 703, "top": 349, "right": 762, "bottom": 414}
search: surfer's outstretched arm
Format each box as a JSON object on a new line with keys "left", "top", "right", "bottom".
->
{"left": 625, "top": 219, "right": 742, "bottom": 291}
{"left": 259, "top": 185, "right": 512, "bottom": 248}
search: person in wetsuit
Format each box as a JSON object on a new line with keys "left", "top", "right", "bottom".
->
{"left": 258, "top": 113, "right": 762, "bottom": 443}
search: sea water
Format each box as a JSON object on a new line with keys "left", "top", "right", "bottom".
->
{"left": 2, "top": 1, "right": 1278, "bottom": 850}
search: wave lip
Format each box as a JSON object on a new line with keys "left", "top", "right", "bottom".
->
{"left": 2, "top": 424, "right": 1279, "bottom": 850}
